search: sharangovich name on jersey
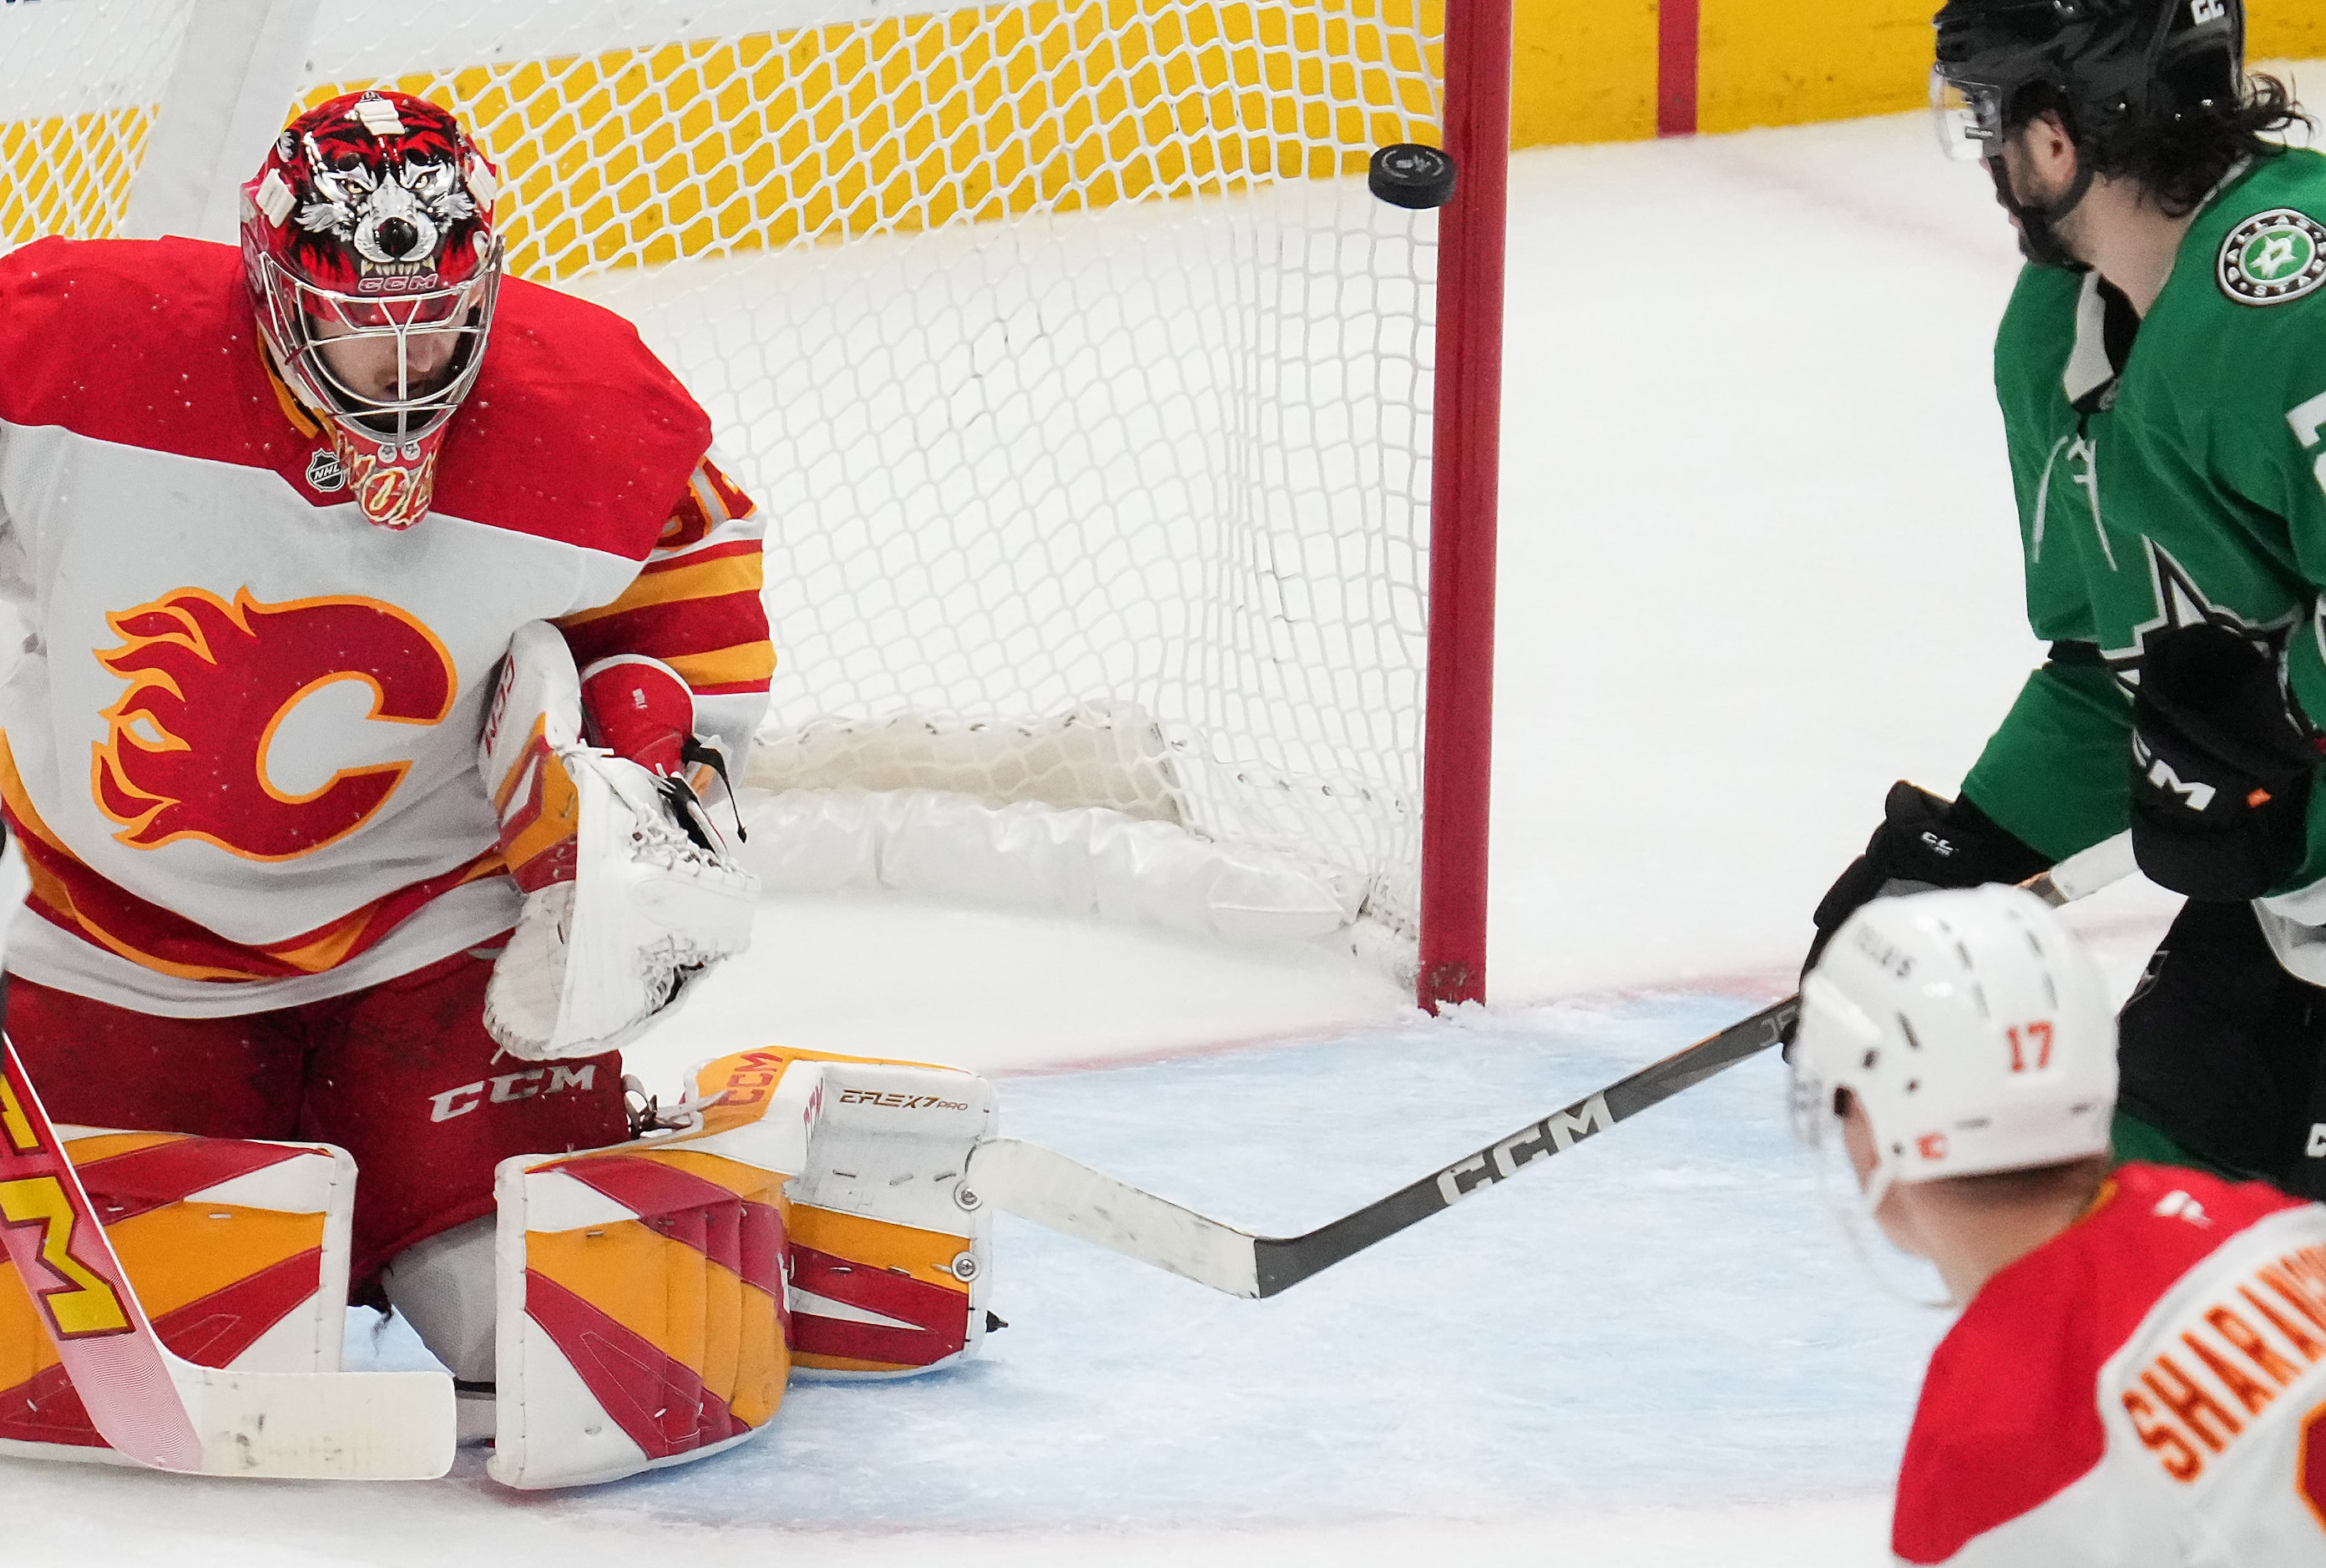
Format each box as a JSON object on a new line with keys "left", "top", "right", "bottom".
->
{"left": 1893, "top": 1168, "right": 2326, "bottom": 1567}
{"left": 1959, "top": 149, "right": 2326, "bottom": 891}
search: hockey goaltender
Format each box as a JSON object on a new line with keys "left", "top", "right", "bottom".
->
{"left": 0, "top": 89, "right": 1004, "bottom": 1485}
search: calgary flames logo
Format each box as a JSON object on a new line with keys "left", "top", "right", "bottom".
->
{"left": 92, "top": 588, "right": 456, "bottom": 860}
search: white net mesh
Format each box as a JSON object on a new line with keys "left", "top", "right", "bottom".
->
{"left": 3, "top": 0, "right": 1444, "bottom": 946}
{"left": 0, "top": 0, "right": 195, "bottom": 242}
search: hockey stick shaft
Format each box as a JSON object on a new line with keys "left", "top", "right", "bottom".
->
{"left": 0, "top": 1034, "right": 203, "bottom": 1469}
{"left": 971, "top": 995, "right": 1798, "bottom": 1298}
{"left": 971, "top": 830, "right": 2138, "bottom": 1298}
{"left": 1250, "top": 993, "right": 1793, "bottom": 1295}
{"left": 1258, "top": 828, "right": 2141, "bottom": 1293}
{"left": 0, "top": 1032, "right": 456, "bottom": 1478}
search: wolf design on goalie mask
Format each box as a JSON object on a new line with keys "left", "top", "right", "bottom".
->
{"left": 291, "top": 127, "right": 478, "bottom": 271}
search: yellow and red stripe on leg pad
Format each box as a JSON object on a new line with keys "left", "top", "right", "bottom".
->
{"left": 691, "top": 1044, "right": 994, "bottom": 1378}
{"left": 0, "top": 1129, "right": 353, "bottom": 1456}
{"left": 787, "top": 1201, "right": 974, "bottom": 1374}
{"left": 492, "top": 1043, "right": 996, "bottom": 1487}
{"left": 488, "top": 719, "right": 581, "bottom": 893}
{"left": 492, "top": 1142, "right": 791, "bottom": 1489}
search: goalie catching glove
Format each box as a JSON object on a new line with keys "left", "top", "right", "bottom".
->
{"left": 479, "top": 623, "right": 758, "bottom": 1060}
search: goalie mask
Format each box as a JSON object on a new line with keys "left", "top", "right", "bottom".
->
{"left": 240, "top": 90, "right": 504, "bottom": 529}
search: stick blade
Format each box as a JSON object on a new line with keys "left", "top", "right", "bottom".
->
{"left": 185, "top": 1368, "right": 457, "bottom": 1480}
{"left": 966, "top": 1139, "right": 1261, "bottom": 1298}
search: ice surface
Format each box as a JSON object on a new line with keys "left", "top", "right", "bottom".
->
{"left": 579, "top": 1003, "right": 1945, "bottom": 1530}
{"left": 12, "top": 998, "right": 1919, "bottom": 1565}
{"left": 628, "top": 893, "right": 1414, "bottom": 1080}
{"left": 16, "top": 67, "right": 2326, "bottom": 1562}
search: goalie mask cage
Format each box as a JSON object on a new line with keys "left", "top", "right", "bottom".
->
{"left": 0, "top": 0, "right": 1506, "bottom": 1007}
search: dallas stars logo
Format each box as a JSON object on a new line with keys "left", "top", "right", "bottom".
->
{"left": 2219, "top": 210, "right": 2326, "bottom": 306}
{"left": 2104, "top": 541, "right": 2301, "bottom": 686}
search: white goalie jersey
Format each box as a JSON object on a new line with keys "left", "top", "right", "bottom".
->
{"left": 1894, "top": 1163, "right": 2326, "bottom": 1566}
{"left": 0, "top": 235, "right": 771, "bottom": 1015}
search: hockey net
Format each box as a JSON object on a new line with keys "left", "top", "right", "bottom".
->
{"left": 3, "top": 0, "right": 1479, "bottom": 981}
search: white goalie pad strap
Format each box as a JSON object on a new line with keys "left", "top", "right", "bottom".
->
{"left": 737, "top": 786, "right": 1357, "bottom": 943}
{"left": 692, "top": 1050, "right": 997, "bottom": 1378}
{"left": 0, "top": 1129, "right": 356, "bottom": 1467}
{"left": 488, "top": 1116, "right": 799, "bottom": 1490}
{"left": 484, "top": 746, "right": 761, "bottom": 1061}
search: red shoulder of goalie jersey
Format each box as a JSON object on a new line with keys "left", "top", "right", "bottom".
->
{"left": 1891, "top": 1163, "right": 2309, "bottom": 1565}
{"left": 0, "top": 235, "right": 709, "bottom": 564}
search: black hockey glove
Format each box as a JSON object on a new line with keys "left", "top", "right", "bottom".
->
{"left": 1801, "top": 781, "right": 2048, "bottom": 982}
{"left": 2129, "top": 623, "right": 2326, "bottom": 903}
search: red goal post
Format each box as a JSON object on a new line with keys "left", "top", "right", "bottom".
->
{"left": 1, "top": 0, "right": 1509, "bottom": 1009}
{"left": 1423, "top": 0, "right": 1509, "bottom": 1009}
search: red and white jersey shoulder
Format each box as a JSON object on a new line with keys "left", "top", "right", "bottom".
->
{"left": 0, "top": 236, "right": 771, "bottom": 1014}
{"left": 1895, "top": 1163, "right": 2326, "bottom": 1567}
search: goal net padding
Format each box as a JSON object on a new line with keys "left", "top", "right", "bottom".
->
{"left": 0, "top": 0, "right": 1504, "bottom": 991}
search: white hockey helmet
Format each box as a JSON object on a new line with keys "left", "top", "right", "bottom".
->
{"left": 1791, "top": 885, "right": 2116, "bottom": 1206}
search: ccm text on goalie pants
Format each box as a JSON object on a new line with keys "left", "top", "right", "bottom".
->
{"left": 6, "top": 948, "right": 628, "bottom": 1284}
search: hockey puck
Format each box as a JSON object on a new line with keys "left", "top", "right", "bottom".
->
{"left": 1368, "top": 143, "right": 1456, "bottom": 210}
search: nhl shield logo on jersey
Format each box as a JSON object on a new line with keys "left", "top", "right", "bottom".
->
{"left": 91, "top": 587, "right": 456, "bottom": 860}
{"left": 2218, "top": 210, "right": 2326, "bottom": 306}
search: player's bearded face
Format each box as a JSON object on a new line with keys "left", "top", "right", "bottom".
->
{"left": 1985, "top": 119, "right": 2088, "bottom": 269}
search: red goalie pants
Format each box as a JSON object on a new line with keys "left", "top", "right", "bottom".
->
{"left": 5, "top": 948, "right": 629, "bottom": 1286}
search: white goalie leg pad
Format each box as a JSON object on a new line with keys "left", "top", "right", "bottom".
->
{"left": 483, "top": 1049, "right": 995, "bottom": 1488}
{"left": 0, "top": 1129, "right": 357, "bottom": 1466}
{"left": 481, "top": 622, "right": 761, "bottom": 1061}
{"left": 693, "top": 1049, "right": 998, "bottom": 1378}
{"left": 486, "top": 1090, "right": 809, "bottom": 1490}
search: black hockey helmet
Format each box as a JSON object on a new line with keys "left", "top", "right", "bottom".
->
{"left": 1931, "top": 0, "right": 2243, "bottom": 162}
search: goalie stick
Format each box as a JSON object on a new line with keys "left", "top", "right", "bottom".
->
{"left": 0, "top": 1031, "right": 457, "bottom": 1479}
{"left": 964, "top": 830, "right": 2140, "bottom": 1299}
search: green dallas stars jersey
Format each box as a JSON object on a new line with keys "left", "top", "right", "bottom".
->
{"left": 1958, "top": 148, "right": 2326, "bottom": 919}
